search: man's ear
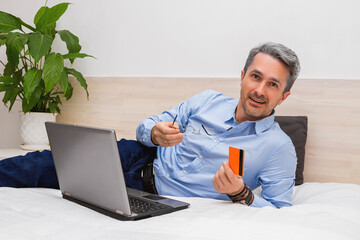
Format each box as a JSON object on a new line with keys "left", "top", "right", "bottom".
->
{"left": 277, "top": 91, "right": 291, "bottom": 106}
{"left": 241, "top": 70, "right": 245, "bottom": 84}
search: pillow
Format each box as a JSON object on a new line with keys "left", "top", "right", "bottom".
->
{"left": 274, "top": 116, "right": 308, "bottom": 185}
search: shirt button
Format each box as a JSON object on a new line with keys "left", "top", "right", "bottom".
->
{"left": 213, "top": 140, "right": 217, "bottom": 143}
{"left": 183, "top": 170, "right": 187, "bottom": 174}
{"left": 166, "top": 174, "right": 170, "bottom": 178}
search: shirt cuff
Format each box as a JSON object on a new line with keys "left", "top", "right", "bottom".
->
{"left": 250, "top": 193, "right": 276, "bottom": 208}
{"left": 136, "top": 119, "right": 157, "bottom": 147}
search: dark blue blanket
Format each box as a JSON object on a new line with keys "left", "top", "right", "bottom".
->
{"left": 0, "top": 139, "right": 156, "bottom": 190}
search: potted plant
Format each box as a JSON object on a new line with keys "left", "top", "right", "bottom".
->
{"left": 0, "top": 2, "right": 93, "bottom": 150}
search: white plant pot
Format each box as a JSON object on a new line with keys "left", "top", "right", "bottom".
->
{"left": 19, "top": 112, "right": 57, "bottom": 151}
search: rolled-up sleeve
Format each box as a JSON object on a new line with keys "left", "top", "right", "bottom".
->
{"left": 136, "top": 90, "right": 221, "bottom": 148}
{"left": 136, "top": 119, "right": 157, "bottom": 147}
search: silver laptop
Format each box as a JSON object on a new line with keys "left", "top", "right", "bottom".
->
{"left": 45, "top": 122, "right": 189, "bottom": 221}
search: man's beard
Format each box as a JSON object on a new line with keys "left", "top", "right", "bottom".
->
{"left": 241, "top": 92, "right": 271, "bottom": 119}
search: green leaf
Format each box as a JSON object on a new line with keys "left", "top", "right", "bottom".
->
{"left": 34, "top": 6, "right": 47, "bottom": 26}
{"left": 8, "top": 87, "right": 22, "bottom": 111}
{"left": 2, "top": 87, "right": 13, "bottom": 103}
{"left": 0, "top": 11, "right": 22, "bottom": 33}
{"left": 0, "top": 76, "right": 21, "bottom": 111}
{"left": 17, "top": 18, "right": 36, "bottom": 32}
{"left": 0, "top": 77, "right": 7, "bottom": 91}
{"left": 48, "top": 101, "right": 56, "bottom": 114}
{"left": 0, "top": 84, "right": 6, "bottom": 92}
{"left": 47, "top": 94, "right": 62, "bottom": 114}
{"left": 3, "top": 86, "right": 21, "bottom": 111}
{"left": 36, "top": 3, "right": 70, "bottom": 32}
{"left": 5, "top": 33, "right": 28, "bottom": 66}
{"left": 66, "top": 68, "right": 89, "bottom": 98}
{"left": 43, "top": 53, "right": 64, "bottom": 94}
{"left": 21, "top": 100, "right": 33, "bottom": 113}
{"left": 64, "top": 82, "right": 73, "bottom": 99}
{"left": 0, "top": 76, "right": 11, "bottom": 83}
{"left": 28, "top": 32, "right": 53, "bottom": 62}
{"left": 58, "top": 30, "right": 81, "bottom": 63}
{"left": 62, "top": 52, "right": 94, "bottom": 62}
{"left": 13, "top": 69, "right": 23, "bottom": 82}
{"left": 0, "top": 75, "right": 19, "bottom": 85}
{"left": 59, "top": 70, "right": 68, "bottom": 91}
{"left": 43, "top": 22, "right": 56, "bottom": 36}
{"left": 0, "top": 76, "right": 16, "bottom": 92}
{"left": 56, "top": 107, "right": 61, "bottom": 114}
{"left": 59, "top": 70, "right": 73, "bottom": 100}
{"left": 22, "top": 85, "right": 42, "bottom": 113}
{"left": 23, "top": 68, "right": 42, "bottom": 100}
{"left": 0, "top": 35, "right": 6, "bottom": 46}
{"left": 58, "top": 70, "right": 68, "bottom": 96}
{"left": 58, "top": 30, "right": 81, "bottom": 53}
{"left": 3, "top": 62, "right": 16, "bottom": 76}
{"left": 34, "top": 6, "right": 56, "bottom": 35}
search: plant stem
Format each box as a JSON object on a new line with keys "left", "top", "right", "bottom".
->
{"left": 39, "top": 57, "right": 43, "bottom": 70}
{"left": 19, "top": 92, "right": 24, "bottom": 100}
{"left": 20, "top": 55, "right": 27, "bottom": 72}
{"left": 19, "top": 20, "right": 36, "bottom": 32}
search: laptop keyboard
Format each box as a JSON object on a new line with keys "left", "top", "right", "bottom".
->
{"left": 129, "top": 196, "right": 168, "bottom": 214}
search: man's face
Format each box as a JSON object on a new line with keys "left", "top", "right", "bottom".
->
{"left": 237, "top": 52, "right": 291, "bottom": 122}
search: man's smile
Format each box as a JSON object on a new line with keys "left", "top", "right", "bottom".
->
{"left": 248, "top": 94, "right": 267, "bottom": 106}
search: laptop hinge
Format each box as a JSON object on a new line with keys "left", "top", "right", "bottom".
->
{"left": 63, "top": 191, "right": 71, "bottom": 197}
{"left": 116, "top": 209, "right": 137, "bottom": 217}
{"left": 115, "top": 209, "right": 124, "bottom": 215}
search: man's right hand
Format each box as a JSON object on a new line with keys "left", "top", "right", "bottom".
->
{"left": 151, "top": 122, "right": 184, "bottom": 147}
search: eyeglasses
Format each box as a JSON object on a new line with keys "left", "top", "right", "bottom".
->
{"left": 201, "top": 124, "right": 215, "bottom": 136}
{"left": 173, "top": 115, "right": 233, "bottom": 137}
{"left": 187, "top": 125, "right": 216, "bottom": 136}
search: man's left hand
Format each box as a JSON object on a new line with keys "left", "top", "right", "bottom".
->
{"left": 213, "top": 162, "right": 245, "bottom": 196}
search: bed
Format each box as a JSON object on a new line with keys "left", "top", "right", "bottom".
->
{"left": 0, "top": 183, "right": 359, "bottom": 239}
{"left": 1, "top": 77, "right": 359, "bottom": 239}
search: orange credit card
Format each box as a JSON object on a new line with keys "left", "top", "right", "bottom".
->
{"left": 229, "top": 146, "right": 244, "bottom": 176}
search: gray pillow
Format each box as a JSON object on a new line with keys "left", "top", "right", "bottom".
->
{"left": 275, "top": 116, "right": 308, "bottom": 185}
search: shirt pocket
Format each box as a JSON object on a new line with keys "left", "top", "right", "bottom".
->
{"left": 179, "top": 156, "right": 206, "bottom": 176}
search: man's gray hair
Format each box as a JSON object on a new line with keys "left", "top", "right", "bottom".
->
{"left": 243, "top": 42, "right": 301, "bottom": 92}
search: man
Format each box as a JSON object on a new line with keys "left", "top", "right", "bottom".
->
{"left": 137, "top": 42, "right": 300, "bottom": 208}
{"left": 0, "top": 42, "right": 300, "bottom": 208}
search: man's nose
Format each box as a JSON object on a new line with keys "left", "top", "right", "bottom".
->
{"left": 254, "top": 81, "right": 266, "bottom": 96}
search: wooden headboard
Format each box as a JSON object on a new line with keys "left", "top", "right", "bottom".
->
{"left": 57, "top": 77, "right": 360, "bottom": 184}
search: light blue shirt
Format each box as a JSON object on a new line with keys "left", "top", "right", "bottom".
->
{"left": 136, "top": 90, "right": 297, "bottom": 208}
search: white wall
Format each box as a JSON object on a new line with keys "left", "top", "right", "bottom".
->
{"left": 1, "top": 0, "right": 360, "bottom": 147}
{"left": 0, "top": 93, "right": 21, "bottom": 148}
{"left": 1, "top": 0, "right": 360, "bottom": 79}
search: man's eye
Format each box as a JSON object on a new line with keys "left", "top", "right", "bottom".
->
{"left": 252, "top": 74, "right": 260, "bottom": 80}
{"left": 269, "top": 82, "right": 278, "bottom": 88}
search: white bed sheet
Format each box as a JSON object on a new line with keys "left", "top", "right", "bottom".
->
{"left": 0, "top": 182, "right": 359, "bottom": 240}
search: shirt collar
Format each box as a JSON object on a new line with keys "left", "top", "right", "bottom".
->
{"left": 225, "top": 102, "right": 275, "bottom": 135}
{"left": 254, "top": 111, "right": 275, "bottom": 135}
{"left": 223, "top": 100, "right": 238, "bottom": 124}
